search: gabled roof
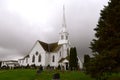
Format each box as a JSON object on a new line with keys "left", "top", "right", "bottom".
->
{"left": 18, "top": 55, "right": 29, "bottom": 60}
{"left": 38, "top": 40, "right": 61, "bottom": 52}
{"left": 18, "top": 40, "right": 61, "bottom": 60}
{"left": 58, "top": 56, "right": 69, "bottom": 63}
{"left": 24, "top": 55, "right": 29, "bottom": 58}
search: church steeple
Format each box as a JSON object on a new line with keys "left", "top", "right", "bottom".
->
{"left": 58, "top": 5, "right": 69, "bottom": 45}
{"left": 62, "top": 5, "right": 66, "bottom": 29}
{"left": 61, "top": 5, "right": 67, "bottom": 33}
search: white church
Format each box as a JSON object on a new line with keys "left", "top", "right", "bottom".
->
{"left": 18, "top": 6, "right": 83, "bottom": 70}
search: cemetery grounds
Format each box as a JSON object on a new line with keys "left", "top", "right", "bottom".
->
{"left": 0, "top": 69, "right": 94, "bottom": 80}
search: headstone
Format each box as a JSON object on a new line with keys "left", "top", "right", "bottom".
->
{"left": 36, "top": 65, "right": 43, "bottom": 74}
{"left": 52, "top": 73, "right": 60, "bottom": 80}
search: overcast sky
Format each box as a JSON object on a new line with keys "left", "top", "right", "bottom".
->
{"left": 0, "top": 0, "right": 109, "bottom": 61}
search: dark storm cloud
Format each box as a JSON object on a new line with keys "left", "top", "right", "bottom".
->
{"left": 0, "top": 0, "right": 109, "bottom": 61}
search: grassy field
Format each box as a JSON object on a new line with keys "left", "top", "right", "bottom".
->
{"left": 0, "top": 69, "right": 94, "bottom": 80}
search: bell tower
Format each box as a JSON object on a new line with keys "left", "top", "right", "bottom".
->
{"left": 58, "top": 5, "right": 69, "bottom": 45}
{"left": 58, "top": 5, "right": 70, "bottom": 58}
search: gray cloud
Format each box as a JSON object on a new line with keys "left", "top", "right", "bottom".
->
{"left": 0, "top": 0, "right": 109, "bottom": 61}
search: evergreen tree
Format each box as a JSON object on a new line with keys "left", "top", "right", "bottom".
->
{"left": 83, "top": 54, "right": 90, "bottom": 71}
{"left": 73, "top": 47, "right": 78, "bottom": 69}
{"left": 69, "top": 47, "right": 74, "bottom": 70}
{"left": 69, "top": 47, "right": 78, "bottom": 70}
{"left": 0, "top": 61, "right": 1, "bottom": 68}
{"left": 88, "top": 0, "right": 120, "bottom": 79}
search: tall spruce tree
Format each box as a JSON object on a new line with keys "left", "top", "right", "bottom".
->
{"left": 73, "top": 47, "right": 78, "bottom": 69}
{"left": 83, "top": 54, "right": 90, "bottom": 71}
{"left": 89, "top": 0, "right": 120, "bottom": 78}
{"left": 69, "top": 47, "right": 78, "bottom": 70}
{"left": 0, "top": 61, "right": 1, "bottom": 68}
{"left": 69, "top": 47, "right": 74, "bottom": 70}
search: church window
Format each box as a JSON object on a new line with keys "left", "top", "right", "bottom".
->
{"left": 52, "top": 55, "right": 55, "bottom": 62}
{"left": 61, "top": 35, "right": 64, "bottom": 39}
{"left": 36, "top": 51, "right": 38, "bottom": 55}
{"left": 38, "top": 54, "right": 41, "bottom": 62}
{"left": 32, "top": 55, "right": 35, "bottom": 63}
{"left": 66, "top": 36, "right": 68, "bottom": 40}
{"left": 60, "top": 52, "right": 61, "bottom": 57}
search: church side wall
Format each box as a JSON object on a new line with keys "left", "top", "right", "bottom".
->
{"left": 44, "top": 52, "right": 50, "bottom": 66}
{"left": 49, "top": 52, "right": 59, "bottom": 67}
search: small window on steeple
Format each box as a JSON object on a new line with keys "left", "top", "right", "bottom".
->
{"left": 66, "top": 36, "right": 68, "bottom": 39}
{"left": 61, "top": 35, "right": 64, "bottom": 39}
{"left": 60, "top": 51, "right": 61, "bottom": 57}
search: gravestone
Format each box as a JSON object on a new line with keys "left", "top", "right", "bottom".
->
{"left": 37, "top": 65, "right": 43, "bottom": 74}
{"left": 52, "top": 73, "right": 60, "bottom": 80}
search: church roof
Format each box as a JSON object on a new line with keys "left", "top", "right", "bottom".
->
{"left": 38, "top": 40, "right": 61, "bottom": 52}
{"left": 58, "top": 56, "right": 69, "bottom": 63}
{"left": 24, "top": 55, "right": 29, "bottom": 58}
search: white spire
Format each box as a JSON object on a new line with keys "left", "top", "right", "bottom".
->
{"left": 61, "top": 5, "right": 67, "bottom": 33}
{"left": 58, "top": 5, "right": 69, "bottom": 45}
{"left": 62, "top": 5, "right": 66, "bottom": 28}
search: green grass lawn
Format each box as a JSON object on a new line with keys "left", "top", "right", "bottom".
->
{"left": 0, "top": 69, "right": 94, "bottom": 80}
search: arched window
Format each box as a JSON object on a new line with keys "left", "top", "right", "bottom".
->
{"left": 32, "top": 55, "right": 35, "bottom": 63}
{"left": 38, "top": 54, "right": 41, "bottom": 62}
{"left": 66, "top": 36, "right": 68, "bottom": 40}
{"left": 61, "top": 35, "right": 64, "bottom": 39}
{"left": 52, "top": 55, "right": 55, "bottom": 62}
{"left": 60, "top": 51, "right": 61, "bottom": 57}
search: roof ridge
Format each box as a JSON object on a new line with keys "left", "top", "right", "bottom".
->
{"left": 38, "top": 40, "right": 58, "bottom": 44}
{"left": 37, "top": 40, "right": 60, "bottom": 52}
